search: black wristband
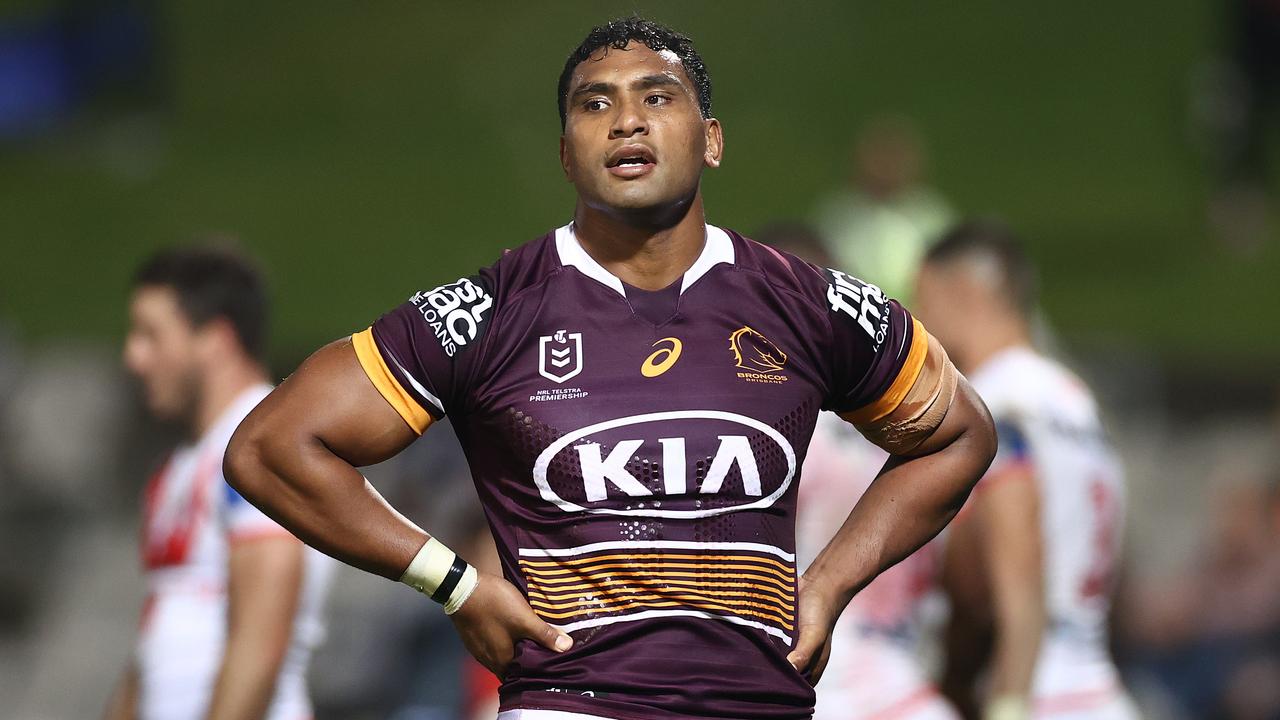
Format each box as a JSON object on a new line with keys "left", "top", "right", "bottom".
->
{"left": 431, "top": 556, "right": 468, "bottom": 604}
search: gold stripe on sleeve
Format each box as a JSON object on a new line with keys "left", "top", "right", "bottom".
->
{"left": 351, "top": 327, "right": 432, "bottom": 435}
{"left": 842, "top": 317, "right": 930, "bottom": 425}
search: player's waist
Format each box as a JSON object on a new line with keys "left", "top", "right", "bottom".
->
{"left": 145, "top": 568, "right": 225, "bottom": 596}
{"left": 1034, "top": 630, "right": 1122, "bottom": 696}
{"left": 516, "top": 539, "right": 798, "bottom": 644}
{"left": 501, "top": 631, "right": 814, "bottom": 720}
{"left": 1042, "top": 616, "right": 1110, "bottom": 649}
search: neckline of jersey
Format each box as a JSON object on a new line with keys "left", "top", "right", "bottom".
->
{"left": 182, "top": 382, "right": 273, "bottom": 456}
{"left": 554, "top": 222, "right": 736, "bottom": 298}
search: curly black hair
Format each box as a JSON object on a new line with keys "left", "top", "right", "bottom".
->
{"left": 558, "top": 16, "right": 712, "bottom": 129}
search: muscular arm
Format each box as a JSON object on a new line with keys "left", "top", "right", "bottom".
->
{"left": 981, "top": 471, "right": 1045, "bottom": 703}
{"left": 944, "top": 469, "right": 1045, "bottom": 718}
{"left": 224, "top": 338, "right": 426, "bottom": 577}
{"left": 204, "top": 537, "right": 304, "bottom": 720}
{"left": 788, "top": 378, "right": 996, "bottom": 680}
{"left": 102, "top": 661, "right": 138, "bottom": 720}
{"left": 224, "top": 338, "right": 570, "bottom": 674}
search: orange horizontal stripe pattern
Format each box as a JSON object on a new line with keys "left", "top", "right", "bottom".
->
{"left": 520, "top": 548, "right": 796, "bottom": 632}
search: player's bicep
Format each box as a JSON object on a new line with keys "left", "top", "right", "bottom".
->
{"left": 816, "top": 266, "right": 975, "bottom": 456}
{"left": 898, "top": 373, "right": 990, "bottom": 458}
{"left": 244, "top": 338, "right": 419, "bottom": 469}
{"left": 226, "top": 536, "right": 304, "bottom": 636}
{"left": 834, "top": 313, "right": 970, "bottom": 457}
{"left": 976, "top": 466, "right": 1042, "bottom": 594}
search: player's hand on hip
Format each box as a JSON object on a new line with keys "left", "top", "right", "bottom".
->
{"left": 786, "top": 573, "right": 840, "bottom": 685}
{"left": 448, "top": 572, "right": 573, "bottom": 676}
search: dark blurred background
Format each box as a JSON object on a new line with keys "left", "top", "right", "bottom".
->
{"left": 1, "top": 1, "right": 1278, "bottom": 719}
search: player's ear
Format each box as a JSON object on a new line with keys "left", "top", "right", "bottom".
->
{"left": 559, "top": 135, "right": 573, "bottom": 181}
{"left": 703, "top": 118, "right": 723, "bottom": 169}
{"left": 196, "top": 316, "right": 241, "bottom": 363}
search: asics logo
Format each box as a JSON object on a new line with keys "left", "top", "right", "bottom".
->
{"left": 641, "top": 337, "right": 682, "bottom": 378}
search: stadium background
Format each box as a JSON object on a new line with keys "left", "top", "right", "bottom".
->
{"left": 1, "top": 2, "right": 1277, "bottom": 719}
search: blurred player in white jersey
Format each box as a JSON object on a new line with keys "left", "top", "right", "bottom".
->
{"left": 105, "top": 246, "right": 333, "bottom": 720}
{"left": 915, "top": 222, "right": 1137, "bottom": 720}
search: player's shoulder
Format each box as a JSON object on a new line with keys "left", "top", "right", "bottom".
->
{"left": 422, "top": 229, "right": 561, "bottom": 306}
{"left": 972, "top": 347, "right": 1098, "bottom": 418}
{"left": 483, "top": 229, "right": 564, "bottom": 299}
{"left": 398, "top": 230, "right": 561, "bottom": 342}
{"left": 970, "top": 347, "right": 1041, "bottom": 410}
{"left": 723, "top": 229, "right": 841, "bottom": 310}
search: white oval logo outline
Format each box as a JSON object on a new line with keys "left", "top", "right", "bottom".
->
{"left": 532, "top": 410, "right": 797, "bottom": 518}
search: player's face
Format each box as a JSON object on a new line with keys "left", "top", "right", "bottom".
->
{"left": 560, "top": 42, "right": 723, "bottom": 219}
{"left": 913, "top": 263, "right": 968, "bottom": 358}
{"left": 124, "top": 286, "right": 203, "bottom": 423}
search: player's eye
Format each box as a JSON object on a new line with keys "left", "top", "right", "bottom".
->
{"left": 645, "top": 94, "right": 671, "bottom": 106}
{"left": 583, "top": 99, "right": 608, "bottom": 112}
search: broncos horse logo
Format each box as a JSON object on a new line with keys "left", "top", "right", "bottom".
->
{"left": 729, "top": 326, "right": 788, "bottom": 373}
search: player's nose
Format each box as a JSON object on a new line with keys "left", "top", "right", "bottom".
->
{"left": 609, "top": 99, "right": 647, "bottom": 139}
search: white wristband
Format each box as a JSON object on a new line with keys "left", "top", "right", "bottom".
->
{"left": 443, "top": 565, "right": 479, "bottom": 615}
{"left": 400, "top": 537, "right": 479, "bottom": 612}
{"left": 985, "top": 695, "right": 1031, "bottom": 720}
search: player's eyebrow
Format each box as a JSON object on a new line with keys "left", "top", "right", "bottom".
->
{"left": 632, "top": 73, "right": 683, "bottom": 91}
{"left": 570, "top": 73, "right": 686, "bottom": 101}
{"left": 570, "top": 81, "right": 616, "bottom": 101}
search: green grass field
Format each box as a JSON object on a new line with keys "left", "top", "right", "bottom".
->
{"left": 3, "top": 1, "right": 1274, "bottom": 369}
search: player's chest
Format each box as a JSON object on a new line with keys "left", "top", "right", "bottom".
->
{"left": 470, "top": 310, "right": 823, "bottom": 515}
{"left": 479, "top": 303, "right": 823, "bottom": 422}
{"left": 143, "top": 449, "right": 220, "bottom": 568}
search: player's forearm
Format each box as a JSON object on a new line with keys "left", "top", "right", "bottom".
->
{"left": 978, "top": 468, "right": 1045, "bottom": 705}
{"left": 990, "top": 600, "right": 1044, "bottom": 698}
{"left": 225, "top": 426, "right": 426, "bottom": 580}
{"left": 203, "top": 635, "right": 287, "bottom": 720}
{"left": 102, "top": 663, "right": 138, "bottom": 720}
{"left": 805, "top": 385, "right": 995, "bottom": 603}
{"left": 806, "top": 437, "right": 986, "bottom": 601}
{"left": 986, "top": 529, "right": 1046, "bottom": 702}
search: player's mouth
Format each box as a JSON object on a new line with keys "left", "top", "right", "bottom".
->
{"left": 606, "top": 144, "right": 657, "bottom": 179}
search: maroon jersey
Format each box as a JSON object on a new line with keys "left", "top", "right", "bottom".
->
{"left": 352, "top": 224, "right": 928, "bottom": 720}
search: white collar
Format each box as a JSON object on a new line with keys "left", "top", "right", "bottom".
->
{"left": 198, "top": 382, "right": 273, "bottom": 450}
{"left": 554, "top": 222, "right": 735, "bottom": 297}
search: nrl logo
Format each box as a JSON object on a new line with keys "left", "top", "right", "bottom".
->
{"left": 539, "top": 329, "right": 583, "bottom": 383}
{"left": 729, "top": 326, "right": 789, "bottom": 384}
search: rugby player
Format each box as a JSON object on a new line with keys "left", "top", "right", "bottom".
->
{"left": 225, "top": 18, "right": 997, "bottom": 720}
{"left": 914, "top": 223, "right": 1136, "bottom": 720}
{"left": 105, "top": 247, "right": 333, "bottom": 720}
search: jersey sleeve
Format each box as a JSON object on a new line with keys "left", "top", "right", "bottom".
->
{"left": 817, "top": 267, "right": 956, "bottom": 454}
{"left": 976, "top": 418, "right": 1034, "bottom": 490}
{"left": 222, "top": 480, "right": 294, "bottom": 541}
{"left": 820, "top": 267, "right": 924, "bottom": 415}
{"left": 351, "top": 270, "right": 496, "bottom": 435}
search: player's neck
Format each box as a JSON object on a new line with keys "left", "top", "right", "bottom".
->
{"left": 190, "top": 356, "right": 268, "bottom": 439}
{"left": 962, "top": 317, "right": 1032, "bottom": 374}
{"left": 572, "top": 194, "right": 709, "bottom": 291}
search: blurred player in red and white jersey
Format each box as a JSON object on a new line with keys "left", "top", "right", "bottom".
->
{"left": 916, "top": 222, "right": 1137, "bottom": 720}
{"left": 105, "top": 246, "right": 333, "bottom": 720}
